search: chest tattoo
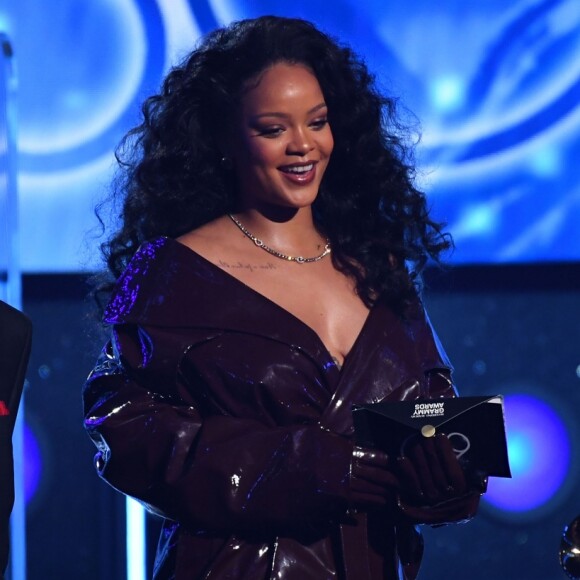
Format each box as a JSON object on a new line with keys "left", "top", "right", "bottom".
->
{"left": 218, "top": 260, "right": 277, "bottom": 273}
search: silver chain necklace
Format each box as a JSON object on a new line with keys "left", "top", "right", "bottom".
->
{"left": 228, "top": 214, "right": 331, "bottom": 264}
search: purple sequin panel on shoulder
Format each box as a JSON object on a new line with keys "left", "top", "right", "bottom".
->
{"left": 104, "top": 237, "right": 167, "bottom": 324}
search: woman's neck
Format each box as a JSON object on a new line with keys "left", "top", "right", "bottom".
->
{"left": 230, "top": 206, "right": 326, "bottom": 254}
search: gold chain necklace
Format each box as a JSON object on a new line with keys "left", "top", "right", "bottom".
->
{"left": 228, "top": 214, "right": 331, "bottom": 264}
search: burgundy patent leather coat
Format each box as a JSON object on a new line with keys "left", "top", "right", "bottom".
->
{"left": 83, "top": 237, "right": 478, "bottom": 579}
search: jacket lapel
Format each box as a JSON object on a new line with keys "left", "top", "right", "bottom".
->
{"left": 320, "top": 301, "right": 452, "bottom": 435}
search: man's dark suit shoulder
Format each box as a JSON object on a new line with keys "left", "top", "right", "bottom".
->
{"left": 0, "top": 300, "right": 32, "bottom": 577}
{"left": 0, "top": 300, "right": 32, "bottom": 416}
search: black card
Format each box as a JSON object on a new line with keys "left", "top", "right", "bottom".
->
{"left": 352, "top": 395, "right": 511, "bottom": 478}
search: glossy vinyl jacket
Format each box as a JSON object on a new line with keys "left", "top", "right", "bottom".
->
{"left": 83, "top": 237, "right": 479, "bottom": 579}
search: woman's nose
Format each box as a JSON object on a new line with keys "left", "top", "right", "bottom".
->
{"left": 287, "top": 128, "right": 314, "bottom": 155}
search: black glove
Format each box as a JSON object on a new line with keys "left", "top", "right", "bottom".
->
{"left": 396, "top": 433, "right": 469, "bottom": 506}
{"left": 348, "top": 446, "right": 400, "bottom": 509}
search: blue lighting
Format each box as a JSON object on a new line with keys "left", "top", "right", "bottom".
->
{"left": 2, "top": 0, "right": 580, "bottom": 269}
{"left": 455, "top": 203, "right": 498, "bottom": 237}
{"left": 528, "top": 147, "right": 563, "bottom": 177}
{"left": 23, "top": 422, "right": 42, "bottom": 503}
{"left": 484, "top": 394, "right": 571, "bottom": 513}
{"left": 0, "top": 14, "right": 13, "bottom": 34}
{"left": 430, "top": 76, "right": 466, "bottom": 112}
{"left": 126, "top": 497, "right": 147, "bottom": 580}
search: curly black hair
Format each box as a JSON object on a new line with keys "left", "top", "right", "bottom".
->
{"left": 97, "top": 15, "right": 451, "bottom": 312}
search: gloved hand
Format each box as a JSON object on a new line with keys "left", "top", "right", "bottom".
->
{"left": 393, "top": 432, "right": 485, "bottom": 525}
{"left": 396, "top": 432, "right": 467, "bottom": 506}
{"left": 348, "top": 446, "right": 400, "bottom": 509}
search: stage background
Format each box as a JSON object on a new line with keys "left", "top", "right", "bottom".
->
{"left": 1, "top": 0, "right": 579, "bottom": 578}
{"left": 0, "top": 0, "right": 579, "bottom": 270}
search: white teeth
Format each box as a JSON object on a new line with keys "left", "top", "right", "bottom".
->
{"left": 283, "top": 164, "right": 313, "bottom": 174}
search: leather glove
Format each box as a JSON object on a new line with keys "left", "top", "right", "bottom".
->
{"left": 348, "top": 446, "right": 400, "bottom": 509}
{"left": 394, "top": 433, "right": 485, "bottom": 525}
{"left": 396, "top": 432, "right": 468, "bottom": 505}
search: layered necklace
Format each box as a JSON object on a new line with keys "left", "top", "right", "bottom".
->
{"left": 228, "top": 214, "right": 331, "bottom": 264}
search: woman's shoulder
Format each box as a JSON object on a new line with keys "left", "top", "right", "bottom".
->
{"left": 103, "top": 232, "right": 225, "bottom": 326}
{"left": 176, "top": 215, "right": 233, "bottom": 264}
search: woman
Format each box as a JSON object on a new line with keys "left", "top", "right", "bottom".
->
{"left": 84, "top": 16, "right": 485, "bottom": 579}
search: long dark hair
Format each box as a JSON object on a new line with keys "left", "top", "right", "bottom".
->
{"left": 97, "top": 15, "right": 451, "bottom": 312}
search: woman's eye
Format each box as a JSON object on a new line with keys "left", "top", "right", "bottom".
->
{"left": 311, "top": 117, "right": 329, "bottom": 130}
{"left": 257, "top": 126, "right": 284, "bottom": 137}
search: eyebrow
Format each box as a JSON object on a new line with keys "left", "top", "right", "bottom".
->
{"left": 251, "top": 102, "right": 328, "bottom": 121}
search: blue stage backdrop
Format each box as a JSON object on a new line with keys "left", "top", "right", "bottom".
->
{"left": 2, "top": 0, "right": 579, "bottom": 271}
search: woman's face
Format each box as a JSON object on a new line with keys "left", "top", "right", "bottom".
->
{"left": 228, "top": 62, "right": 334, "bottom": 212}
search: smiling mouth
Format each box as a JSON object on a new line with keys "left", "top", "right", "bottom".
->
{"left": 279, "top": 162, "right": 317, "bottom": 174}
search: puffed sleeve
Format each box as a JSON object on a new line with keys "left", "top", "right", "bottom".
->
{"left": 83, "top": 323, "right": 354, "bottom": 535}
